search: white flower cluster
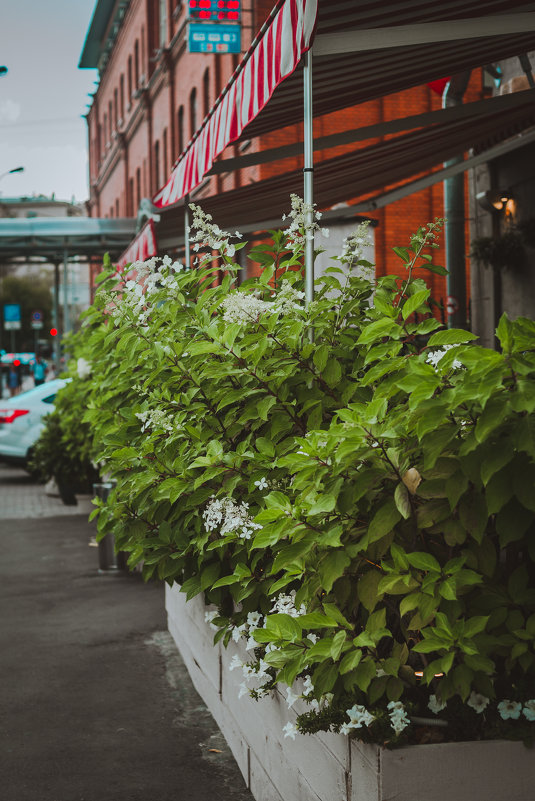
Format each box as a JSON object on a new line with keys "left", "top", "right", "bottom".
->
{"left": 229, "top": 652, "right": 270, "bottom": 699}
{"left": 189, "top": 204, "right": 240, "bottom": 258}
{"left": 135, "top": 408, "right": 176, "bottom": 433}
{"left": 341, "top": 220, "right": 372, "bottom": 265}
{"left": 340, "top": 704, "right": 375, "bottom": 736}
{"left": 465, "top": 692, "right": 535, "bottom": 721}
{"left": 108, "top": 255, "right": 183, "bottom": 325}
{"left": 231, "top": 610, "right": 264, "bottom": 651}
{"left": 76, "top": 357, "right": 92, "bottom": 379}
{"left": 221, "top": 280, "right": 305, "bottom": 326}
{"left": 282, "top": 194, "right": 327, "bottom": 249}
{"left": 426, "top": 344, "right": 462, "bottom": 370}
{"left": 253, "top": 476, "right": 269, "bottom": 491}
{"left": 387, "top": 701, "right": 411, "bottom": 735}
{"left": 270, "top": 590, "right": 307, "bottom": 618}
{"left": 428, "top": 694, "right": 447, "bottom": 714}
{"left": 221, "top": 292, "right": 270, "bottom": 324}
{"left": 203, "top": 496, "right": 263, "bottom": 541}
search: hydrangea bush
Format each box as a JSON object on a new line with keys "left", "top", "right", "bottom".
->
{"left": 80, "top": 197, "right": 535, "bottom": 747}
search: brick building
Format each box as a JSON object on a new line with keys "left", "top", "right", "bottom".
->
{"left": 80, "top": 0, "right": 486, "bottom": 313}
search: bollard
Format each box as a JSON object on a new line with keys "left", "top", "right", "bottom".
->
{"left": 93, "top": 482, "right": 126, "bottom": 575}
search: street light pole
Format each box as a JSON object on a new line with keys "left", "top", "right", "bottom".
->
{"left": 0, "top": 166, "right": 25, "bottom": 183}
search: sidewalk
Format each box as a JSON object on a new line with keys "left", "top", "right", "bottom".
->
{"left": 0, "top": 468, "right": 253, "bottom": 801}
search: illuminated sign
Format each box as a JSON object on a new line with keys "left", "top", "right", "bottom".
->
{"left": 188, "top": 22, "right": 241, "bottom": 53}
{"left": 188, "top": 0, "right": 241, "bottom": 22}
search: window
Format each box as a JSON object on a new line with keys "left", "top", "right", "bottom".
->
{"left": 108, "top": 100, "right": 113, "bottom": 138}
{"left": 113, "top": 88, "right": 118, "bottom": 129}
{"left": 159, "top": 0, "right": 167, "bottom": 48}
{"left": 154, "top": 140, "right": 160, "bottom": 192}
{"left": 103, "top": 113, "right": 107, "bottom": 146}
{"left": 115, "top": 198, "right": 120, "bottom": 217}
{"left": 177, "top": 105, "right": 184, "bottom": 155}
{"left": 136, "top": 167, "right": 141, "bottom": 207}
{"left": 134, "top": 40, "right": 139, "bottom": 89}
{"left": 120, "top": 74, "right": 124, "bottom": 119}
{"left": 128, "top": 178, "right": 134, "bottom": 216}
{"left": 203, "top": 68, "right": 210, "bottom": 118}
{"left": 189, "top": 87, "right": 197, "bottom": 138}
{"left": 42, "top": 394, "right": 56, "bottom": 405}
{"left": 127, "top": 56, "right": 132, "bottom": 99}
{"left": 163, "top": 128, "right": 168, "bottom": 181}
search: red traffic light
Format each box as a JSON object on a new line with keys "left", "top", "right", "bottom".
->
{"left": 13, "top": 359, "right": 21, "bottom": 367}
{"left": 50, "top": 328, "right": 58, "bottom": 337}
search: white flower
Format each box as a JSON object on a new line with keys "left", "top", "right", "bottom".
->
{"left": 270, "top": 591, "right": 306, "bottom": 618}
{"left": 302, "top": 675, "right": 314, "bottom": 697}
{"left": 271, "top": 281, "right": 305, "bottom": 316}
{"left": 242, "top": 664, "right": 256, "bottom": 681}
{"left": 231, "top": 623, "right": 247, "bottom": 642}
{"left": 467, "top": 691, "right": 490, "bottom": 714}
{"left": 498, "top": 700, "right": 522, "bottom": 720}
{"left": 387, "top": 701, "right": 410, "bottom": 735}
{"left": 203, "top": 497, "right": 262, "bottom": 541}
{"left": 307, "top": 633, "right": 318, "bottom": 645}
{"left": 204, "top": 610, "right": 218, "bottom": 630}
{"left": 282, "top": 722, "right": 298, "bottom": 740}
{"left": 340, "top": 723, "right": 354, "bottom": 736}
{"left": 246, "top": 611, "right": 262, "bottom": 629}
{"left": 229, "top": 655, "right": 242, "bottom": 672}
{"left": 254, "top": 477, "right": 269, "bottom": 491}
{"left": 523, "top": 700, "right": 535, "bottom": 721}
{"left": 428, "top": 694, "right": 447, "bottom": 714}
{"left": 257, "top": 659, "right": 270, "bottom": 679}
{"left": 286, "top": 687, "right": 300, "bottom": 709}
{"left": 221, "top": 292, "right": 270, "bottom": 324}
{"left": 245, "top": 636, "right": 257, "bottom": 651}
{"left": 346, "top": 704, "right": 375, "bottom": 728}
{"left": 426, "top": 344, "right": 462, "bottom": 370}
{"left": 341, "top": 220, "right": 371, "bottom": 265}
{"left": 238, "top": 682, "right": 248, "bottom": 699}
{"left": 76, "top": 357, "right": 92, "bottom": 379}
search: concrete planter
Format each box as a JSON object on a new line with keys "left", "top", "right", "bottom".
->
{"left": 166, "top": 584, "right": 535, "bottom": 801}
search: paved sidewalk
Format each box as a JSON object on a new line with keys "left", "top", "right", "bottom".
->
{"left": 0, "top": 471, "right": 253, "bottom": 801}
{"left": 0, "top": 463, "right": 94, "bottom": 518}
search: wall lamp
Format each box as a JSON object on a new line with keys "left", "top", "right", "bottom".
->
{"left": 476, "top": 189, "right": 515, "bottom": 214}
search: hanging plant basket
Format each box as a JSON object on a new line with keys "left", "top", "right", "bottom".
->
{"left": 470, "top": 231, "right": 524, "bottom": 271}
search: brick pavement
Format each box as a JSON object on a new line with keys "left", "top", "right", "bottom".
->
{"left": 0, "top": 463, "right": 94, "bottom": 519}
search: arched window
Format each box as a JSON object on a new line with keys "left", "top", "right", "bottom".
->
{"left": 177, "top": 105, "right": 184, "bottom": 155}
{"left": 189, "top": 87, "right": 197, "bottom": 138}
{"left": 159, "top": 0, "right": 167, "bottom": 48}
{"left": 154, "top": 140, "right": 160, "bottom": 193}
{"left": 134, "top": 40, "right": 139, "bottom": 89}
{"left": 127, "top": 56, "right": 132, "bottom": 100}
{"left": 203, "top": 68, "right": 210, "bottom": 118}
{"left": 119, "top": 74, "right": 124, "bottom": 119}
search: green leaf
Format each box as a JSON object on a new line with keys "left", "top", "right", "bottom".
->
{"left": 357, "top": 570, "right": 384, "bottom": 612}
{"left": 257, "top": 396, "right": 277, "bottom": 421}
{"left": 318, "top": 550, "right": 351, "bottom": 593}
{"left": 366, "top": 499, "right": 401, "bottom": 544}
{"left": 331, "top": 630, "right": 347, "bottom": 661}
{"left": 402, "top": 289, "right": 430, "bottom": 320}
{"left": 339, "top": 648, "right": 363, "bottom": 675}
{"left": 406, "top": 552, "right": 441, "bottom": 573}
{"left": 496, "top": 313, "right": 513, "bottom": 354}
{"left": 313, "top": 344, "right": 330, "bottom": 372}
{"left": 323, "top": 357, "right": 342, "bottom": 388}
{"left": 427, "top": 329, "right": 478, "bottom": 347}
{"left": 357, "top": 318, "right": 403, "bottom": 345}
{"left": 392, "top": 246, "right": 411, "bottom": 263}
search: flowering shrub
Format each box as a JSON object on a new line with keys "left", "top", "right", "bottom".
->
{"left": 82, "top": 197, "right": 535, "bottom": 747}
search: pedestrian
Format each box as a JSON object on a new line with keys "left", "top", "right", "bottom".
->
{"left": 8, "top": 363, "right": 21, "bottom": 397}
{"left": 32, "top": 355, "right": 47, "bottom": 386}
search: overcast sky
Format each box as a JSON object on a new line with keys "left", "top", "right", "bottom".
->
{"left": 0, "top": 0, "right": 98, "bottom": 202}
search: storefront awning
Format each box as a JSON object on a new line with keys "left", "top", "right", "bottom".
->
{"left": 116, "top": 219, "right": 157, "bottom": 268}
{"left": 153, "top": 0, "right": 535, "bottom": 209}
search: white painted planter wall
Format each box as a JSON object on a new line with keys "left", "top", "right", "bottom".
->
{"left": 166, "top": 584, "right": 535, "bottom": 801}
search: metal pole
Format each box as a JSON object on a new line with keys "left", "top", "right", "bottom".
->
{"left": 303, "top": 50, "right": 314, "bottom": 307}
{"left": 443, "top": 74, "right": 470, "bottom": 329}
{"left": 184, "top": 193, "right": 191, "bottom": 270}
{"left": 63, "top": 248, "right": 70, "bottom": 335}
{"left": 53, "top": 261, "right": 60, "bottom": 372}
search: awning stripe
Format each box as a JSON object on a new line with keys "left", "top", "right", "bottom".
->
{"left": 116, "top": 219, "right": 157, "bottom": 268}
{"left": 153, "top": 0, "right": 318, "bottom": 208}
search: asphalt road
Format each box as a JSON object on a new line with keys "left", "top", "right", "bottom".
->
{"left": 0, "top": 466, "right": 253, "bottom": 801}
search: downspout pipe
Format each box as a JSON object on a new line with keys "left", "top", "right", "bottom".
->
{"left": 443, "top": 72, "right": 470, "bottom": 329}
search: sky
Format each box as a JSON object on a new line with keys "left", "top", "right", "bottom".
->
{"left": 0, "top": 0, "right": 98, "bottom": 202}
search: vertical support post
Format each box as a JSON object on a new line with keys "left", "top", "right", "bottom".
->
{"left": 53, "top": 261, "right": 60, "bottom": 372}
{"left": 303, "top": 50, "right": 314, "bottom": 307}
{"left": 443, "top": 74, "right": 470, "bottom": 330}
{"left": 63, "top": 247, "right": 70, "bottom": 335}
{"left": 184, "top": 193, "right": 191, "bottom": 270}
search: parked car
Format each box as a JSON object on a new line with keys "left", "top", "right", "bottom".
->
{"left": 0, "top": 379, "right": 67, "bottom": 468}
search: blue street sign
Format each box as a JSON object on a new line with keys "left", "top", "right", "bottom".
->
{"left": 4, "top": 303, "right": 21, "bottom": 331}
{"left": 188, "top": 22, "right": 241, "bottom": 54}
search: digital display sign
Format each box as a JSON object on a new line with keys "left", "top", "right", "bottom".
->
{"left": 188, "top": 22, "right": 241, "bottom": 53}
{"left": 188, "top": 0, "right": 241, "bottom": 22}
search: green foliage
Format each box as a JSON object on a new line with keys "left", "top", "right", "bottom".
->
{"left": 29, "top": 335, "right": 99, "bottom": 492}
{"left": 77, "top": 209, "right": 535, "bottom": 745}
{"left": 1, "top": 274, "right": 53, "bottom": 351}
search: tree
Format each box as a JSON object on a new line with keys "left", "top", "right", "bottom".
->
{"left": 0, "top": 275, "right": 53, "bottom": 352}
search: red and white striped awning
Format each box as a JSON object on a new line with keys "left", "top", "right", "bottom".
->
{"left": 116, "top": 219, "right": 157, "bottom": 268}
{"left": 153, "top": 0, "right": 535, "bottom": 210}
{"left": 153, "top": 0, "right": 317, "bottom": 208}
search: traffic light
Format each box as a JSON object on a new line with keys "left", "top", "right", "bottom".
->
{"left": 50, "top": 328, "right": 58, "bottom": 337}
